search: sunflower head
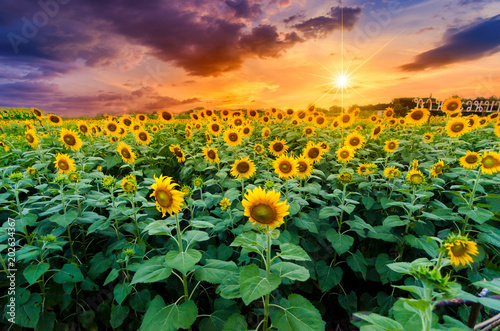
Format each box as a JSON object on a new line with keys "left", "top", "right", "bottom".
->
{"left": 224, "top": 130, "right": 242, "bottom": 147}
{"left": 269, "top": 138, "right": 288, "bottom": 156}
{"left": 68, "top": 171, "right": 80, "bottom": 183}
{"left": 9, "top": 171, "right": 23, "bottom": 182}
{"left": 220, "top": 197, "right": 231, "bottom": 211}
{"left": 231, "top": 156, "right": 256, "bottom": 180}
{"left": 135, "top": 130, "right": 151, "bottom": 145}
{"left": 336, "top": 146, "right": 355, "bottom": 163}
{"left": 406, "top": 108, "right": 429, "bottom": 126}
{"left": 383, "top": 139, "right": 398, "bottom": 153}
{"left": 422, "top": 132, "right": 434, "bottom": 143}
{"left": 60, "top": 128, "right": 82, "bottom": 151}
{"left": 296, "top": 156, "right": 313, "bottom": 179}
{"left": 242, "top": 186, "right": 289, "bottom": 229}
{"left": 303, "top": 126, "right": 315, "bottom": 136}
{"left": 150, "top": 174, "right": 184, "bottom": 217}
{"left": 445, "top": 118, "right": 470, "bottom": 137}
{"left": 273, "top": 154, "right": 298, "bottom": 180}
{"left": 406, "top": 169, "right": 425, "bottom": 186}
{"left": 443, "top": 233, "right": 479, "bottom": 267}
{"left": 480, "top": 151, "right": 500, "bottom": 175}
{"left": 430, "top": 160, "right": 445, "bottom": 177}
{"left": 47, "top": 114, "right": 63, "bottom": 126}
{"left": 442, "top": 97, "right": 462, "bottom": 113}
{"left": 202, "top": 146, "right": 220, "bottom": 164}
{"left": 383, "top": 166, "right": 401, "bottom": 179}
{"left": 383, "top": 107, "right": 394, "bottom": 118}
{"left": 371, "top": 125, "right": 384, "bottom": 139}
{"left": 54, "top": 153, "right": 76, "bottom": 174}
{"left": 254, "top": 143, "right": 265, "bottom": 154}
{"left": 117, "top": 142, "right": 136, "bottom": 164}
{"left": 121, "top": 174, "right": 137, "bottom": 193}
{"left": 338, "top": 170, "right": 353, "bottom": 184}
{"left": 102, "top": 175, "right": 116, "bottom": 189}
{"left": 27, "top": 167, "right": 37, "bottom": 177}
{"left": 345, "top": 132, "right": 365, "bottom": 150}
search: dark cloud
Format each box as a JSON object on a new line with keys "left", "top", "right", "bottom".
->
{"left": 292, "top": 6, "right": 362, "bottom": 38}
{"left": 144, "top": 96, "right": 201, "bottom": 111}
{"left": 225, "top": 0, "right": 263, "bottom": 19}
{"left": 283, "top": 12, "right": 306, "bottom": 24}
{"left": 400, "top": 15, "right": 500, "bottom": 71}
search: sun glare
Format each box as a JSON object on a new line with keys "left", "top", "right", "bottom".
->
{"left": 334, "top": 73, "right": 350, "bottom": 89}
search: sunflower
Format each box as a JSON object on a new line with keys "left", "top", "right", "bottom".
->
{"left": 224, "top": 130, "right": 242, "bottom": 147}
{"left": 295, "top": 156, "right": 313, "bottom": 179}
{"left": 291, "top": 119, "right": 300, "bottom": 126}
{"left": 207, "top": 122, "right": 222, "bottom": 136}
{"left": 159, "top": 110, "right": 174, "bottom": 123}
{"left": 68, "top": 171, "right": 80, "bottom": 183}
{"left": 319, "top": 141, "right": 330, "bottom": 154}
{"left": 136, "top": 114, "right": 147, "bottom": 122}
{"left": 135, "top": 129, "right": 151, "bottom": 145}
{"left": 25, "top": 129, "right": 39, "bottom": 148}
{"left": 173, "top": 147, "right": 186, "bottom": 163}
{"left": 262, "top": 116, "right": 270, "bottom": 124}
{"left": 77, "top": 121, "right": 90, "bottom": 136}
{"left": 27, "top": 167, "right": 37, "bottom": 177}
{"left": 150, "top": 174, "right": 184, "bottom": 217}
{"left": 248, "top": 109, "right": 259, "bottom": 119}
{"left": 241, "top": 125, "right": 253, "bottom": 137}
{"left": 384, "top": 139, "right": 398, "bottom": 153}
{"left": 232, "top": 116, "right": 244, "bottom": 127}
{"left": 202, "top": 146, "right": 220, "bottom": 164}
{"left": 477, "top": 117, "right": 488, "bottom": 127}
{"left": 466, "top": 115, "right": 479, "bottom": 131}
{"left": 494, "top": 125, "right": 500, "bottom": 138}
{"left": 121, "top": 116, "right": 133, "bottom": 128}
{"left": 345, "top": 132, "right": 365, "bottom": 150}
{"left": 105, "top": 120, "right": 121, "bottom": 135}
{"left": 242, "top": 186, "right": 289, "bottom": 229}
{"left": 185, "top": 129, "right": 192, "bottom": 139}
{"left": 54, "top": 153, "right": 76, "bottom": 174}
{"left": 383, "top": 107, "right": 394, "bottom": 118}
{"left": 262, "top": 127, "right": 271, "bottom": 138}
{"left": 370, "top": 125, "right": 384, "bottom": 139}
{"left": 383, "top": 166, "right": 401, "bottom": 179}
{"left": 406, "top": 108, "right": 429, "bottom": 126}
{"left": 269, "top": 138, "right": 288, "bottom": 156}
{"left": 296, "top": 110, "right": 307, "bottom": 120}
{"left": 31, "top": 107, "right": 43, "bottom": 118}
{"left": 0, "top": 140, "right": 10, "bottom": 152}
{"left": 60, "top": 128, "right": 82, "bottom": 151}
{"left": 369, "top": 114, "right": 379, "bottom": 123}
{"left": 442, "top": 97, "right": 462, "bottom": 113}
{"left": 301, "top": 141, "right": 323, "bottom": 163}
{"left": 338, "top": 170, "right": 353, "bottom": 184}
{"left": 303, "top": 126, "right": 315, "bottom": 136}
{"left": 273, "top": 154, "right": 298, "bottom": 180}
{"left": 406, "top": 169, "right": 424, "bottom": 185}
{"left": 459, "top": 151, "right": 481, "bottom": 169}
{"left": 422, "top": 132, "right": 434, "bottom": 143}
{"left": 314, "top": 115, "right": 327, "bottom": 127}
{"left": 398, "top": 118, "right": 406, "bottom": 126}
{"left": 480, "top": 151, "right": 500, "bottom": 175}
{"left": 231, "top": 156, "right": 256, "bottom": 180}
{"left": 121, "top": 174, "right": 137, "bottom": 193}
{"left": 116, "top": 142, "right": 136, "bottom": 164}
{"left": 254, "top": 143, "right": 265, "bottom": 154}
{"left": 445, "top": 118, "right": 470, "bottom": 137}
{"left": 443, "top": 234, "right": 479, "bottom": 267}
{"left": 47, "top": 114, "right": 63, "bottom": 126}
{"left": 205, "top": 132, "right": 212, "bottom": 143}
{"left": 339, "top": 113, "right": 355, "bottom": 127}
{"left": 430, "top": 160, "right": 444, "bottom": 177}
{"left": 331, "top": 120, "right": 340, "bottom": 129}
{"left": 387, "top": 119, "right": 397, "bottom": 127}
{"left": 336, "top": 146, "right": 355, "bottom": 163}
{"left": 220, "top": 197, "right": 231, "bottom": 211}
{"left": 357, "top": 163, "right": 376, "bottom": 176}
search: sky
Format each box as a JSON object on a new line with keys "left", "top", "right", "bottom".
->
{"left": 0, "top": 0, "right": 499, "bottom": 117}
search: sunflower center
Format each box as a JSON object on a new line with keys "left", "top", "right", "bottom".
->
{"left": 108, "top": 123, "right": 117, "bottom": 131}
{"left": 448, "top": 102, "right": 458, "bottom": 111}
{"left": 229, "top": 133, "right": 238, "bottom": 142}
{"left": 235, "top": 119, "right": 242, "bottom": 126}
{"left": 250, "top": 110, "right": 256, "bottom": 116}
{"left": 80, "top": 125, "right": 88, "bottom": 133}
{"left": 255, "top": 146, "right": 262, "bottom": 152}
{"left": 34, "top": 109, "right": 42, "bottom": 116}
{"left": 386, "top": 110, "right": 393, "bottom": 117}
{"left": 412, "top": 111, "right": 424, "bottom": 120}
{"left": 50, "top": 116, "right": 60, "bottom": 123}
{"left": 316, "top": 117, "right": 325, "bottom": 124}
{"left": 297, "top": 162, "right": 307, "bottom": 172}
{"left": 342, "top": 115, "right": 350, "bottom": 123}
{"left": 121, "top": 149, "right": 131, "bottom": 159}
{"left": 350, "top": 138, "right": 360, "bottom": 146}
{"left": 388, "top": 142, "right": 396, "bottom": 149}
{"left": 308, "top": 147, "right": 320, "bottom": 158}
{"left": 139, "top": 132, "right": 148, "bottom": 141}
{"left": 410, "top": 174, "right": 422, "bottom": 184}
{"left": 212, "top": 124, "right": 220, "bottom": 131}
{"left": 273, "top": 143, "right": 284, "bottom": 152}
{"left": 243, "top": 128, "right": 250, "bottom": 134}
{"left": 374, "top": 127, "right": 381, "bottom": 135}
{"left": 299, "top": 113, "right": 306, "bottom": 119}
{"left": 250, "top": 204, "right": 275, "bottom": 224}
{"left": 340, "top": 151, "right": 349, "bottom": 158}
{"left": 435, "top": 165, "right": 443, "bottom": 173}
{"left": 279, "top": 161, "right": 292, "bottom": 173}
{"left": 26, "top": 134, "right": 34, "bottom": 143}
{"left": 482, "top": 156, "right": 499, "bottom": 168}
{"left": 207, "top": 150, "right": 216, "bottom": 159}
{"left": 64, "top": 134, "right": 76, "bottom": 145}
{"left": 450, "top": 243, "right": 467, "bottom": 256}
{"left": 452, "top": 123, "right": 464, "bottom": 132}
{"left": 58, "top": 161, "right": 68, "bottom": 170}
{"left": 175, "top": 151, "right": 183, "bottom": 158}
{"left": 156, "top": 190, "right": 172, "bottom": 207}
{"left": 305, "top": 129, "right": 312, "bottom": 134}
{"left": 236, "top": 161, "right": 249, "bottom": 173}
{"left": 465, "top": 154, "right": 478, "bottom": 164}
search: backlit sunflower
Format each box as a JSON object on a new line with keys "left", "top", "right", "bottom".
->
{"left": 136, "top": 114, "right": 147, "bottom": 122}
{"left": 25, "top": 129, "right": 39, "bottom": 148}
{"left": 443, "top": 234, "right": 479, "bottom": 267}
{"left": 336, "top": 146, "right": 355, "bottom": 163}
{"left": 150, "top": 174, "right": 184, "bottom": 217}
{"left": 371, "top": 125, "right": 384, "bottom": 139}
{"left": 430, "top": 160, "right": 444, "bottom": 177}
{"left": 422, "top": 132, "right": 434, "bottom": 143}
{"left": 224, "top": 130, "right": 242, "bottom": 147}
{"left": 242, "top": 186, "right": 289, "bottom": 229}
{"left": 135, "top": 129, "right": 151, "bottom": 145}
{"left": 406, "top": 169, "right": 424, "bottom": 185}
{"left": 231, "top": 156, "right": 256, "bottom": 180}
{"left": 480, "top": 151, "right": 500, "bottom": 175}
{"left": 459, "top": 151, "right": 481, "bottom": 169}
{"left": 295, "top": 156, "right": 313, "bottom": 179}
{"left": 54, "top": 153, "right": 76, "bottom": 174}
{"left": 254, "top": 143, "right": 265, "bottom": 154}
{"left": 47, "top": 114, "right": 63, "bottom": 126}
{"left": 77, "top": 121, "right": 90, "bottom": 136}
{"left": 247, "top": 109, "right": 259, "bottom": 119}
{"left": 159, "top": 110, "right": 174, "bottom": 123}
{"left": 269, "top": 138, "right": 288, "bottom": 156}
{"left": 384, "top": 139, "right": 398, "bottom": 153}
{"left": 31, "top": 107, "right": 43, "bottom": 118}
{"left": 345, "top": 132, "right": 365, "bottom": 150}
{"left": 383, "top": 107, "right": 394, "bottom": 118}
{"left": 262, "top": 127, "right": 271, "bottom": 138}
{"left": 303, "top": 126, "right": 315, "bottom": 136}
{"left": 208, "top": 122, "right": 223, "bottom": 136}
{"left": 445, "top": 118, "right": 470, "bottom": 137}
{"left": 302, "top": 141, "right": 324, "bottom": 163}
{"left": 406, "top": 108, "right": 429, "bottom": 126}
{"left": 273, "top": 154, "right": 298, "bottom": 180}
{"left": 339, "top": 113, "right": 355, "bottom": 127}
{"left": 296, "top": 110, "right": 307, "bottom": 120}
{"left": 314, "top": 115, "right": 326, "bottom": 127}
{"left": 121, "top": 116, "right": 133, "bottom": 128}
{"left": 232, "top": 116, "right": 244, "bottom": 127}
{"left": 442, "top": 97, "right": 462, "bottom": 113}
{"left": 116, "top": 142, "right": 136, "bottom": 164}
{"left": 202, "top": 146, "right": 220, "bottom": 164}
{"left": 383, "top": 166, "right": 401, "bottom": 179}
{"left": 466, "top": 115, "right": 479, "bottom": 131}
{"left": 60, "top": 128, "right": 82, "bottom": 151}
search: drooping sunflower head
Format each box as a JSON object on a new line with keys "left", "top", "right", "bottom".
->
{"left": 443, "top": 233, "right": 479, "bottom": 267}
{"left": 406, "top": 169, "right": 425, "bottom": 186}
{"left": 224, "top": 129, "right": 242, "bottom": 147}
{"left": 135, "top": 129, "right": 151, "bottom": 145}
{"left": 338, "top": 170, "right": 353, "bottom": 184}
{"left": 345, "top": 132, "right": 365, "bottom": 150}
{"left": 406, "top": 108, "right": 429, "bottom": 126}
{"left": 60, "top": 128, "right": 82, "bottom": 151}
{"left": 150, "top": 174, "right": 184, "bottom": 217}
{"left": 422, "top": 132, "right": 434, "bottom": 143}
{"left": 269, "top": 138, "right": 288, "bottom": 156}
{"left": 273, "top": 154, "right": 298, "bottom": 180}
{"left": 27, "top": 167, "right": 37, "bottom": 177}
{"left": 254, "top": 143, "right": 265, "bottom": 154}
{"left": 383, "top": 166, "right": 401, "bottom": 179}
{"left": 295, "top": 156, "right": 313, "bottom": 179}
{"left": 47, "top": 114, "right": 63, "bottom": 126}
{"left": 442, "top": 97, "right": 462, "bottom": 113}
{"left": 303, "top": 126, "right": 315, "bottom": 137}
{"left": 31, "top": 107, "right": 43, "bottom": 118}
{"left": 242, "top": 186, "right": 289, "bottom": 229}
{"left": 336, "top": 146, "right": 355, "bottom": 163}
{"left": 430, "top": 160, "right": 445, "bottom": 177}
{"left": 383, "top": 139, "right": 398, "bottom": 153}
{"left": 231, "top": 156, "right": 256, "bottom": 180}
{"left": 220, "top": 197, "right": 231, "bottom": 211}
{"left": 54, "top": 153, "right": 76, "bottom": 174}
{"left": 445, "top": 118, "right": 470, "bottom": 138}
{"left": 480, "top": 151, "right": 500, "bottom": 175}
{"left": 117, "top": 142, "right": 136, "bottom": 164}
{"left": 202, "top": 146, "right": 220, "bottom": 164}
{"left": 459, "top": 151, "right": 481, "bottom": 169}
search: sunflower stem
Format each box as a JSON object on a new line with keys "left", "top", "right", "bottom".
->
{"left": 263, "top": 227, "right": 272, "bottom": 331}
{"left": 461, "top": 169, "right": 481, "bottom": 235}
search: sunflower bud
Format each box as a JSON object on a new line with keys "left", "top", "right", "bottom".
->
{"left": 9, "top": 171, "right": 23, "bottom": 182}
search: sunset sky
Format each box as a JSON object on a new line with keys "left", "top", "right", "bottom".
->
{"left": 1, "top": 0, "right": 499, "bottom": 117}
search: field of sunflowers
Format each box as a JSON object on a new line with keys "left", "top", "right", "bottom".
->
{"left": 1, "top": 99, "right": 500, "bottom": 331}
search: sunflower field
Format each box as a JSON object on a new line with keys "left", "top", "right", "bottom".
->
{"left": 1, "top": 102, "right": 500, "bottom": 331}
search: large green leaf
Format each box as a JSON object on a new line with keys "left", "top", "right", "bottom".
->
{"left": 271, "top": 262, "right": 310, "bottom": 282}
{"left": 48, "top": 210, "right": 78, "bottom": 227}
{"left": 217, "top": 274, "right": 241, "bottom": 299}
{"left": 316, "top": 261, "right": 342, "bottom": 292}
{"left": 239, "top": 264, "right": 281, "bottom": 305}
{"left": 271, "top": 294, "right": 325, "bottom": 331}
{"left": 230, "top": 231, "right": 267, "bottom": 254}
{"left": 223, "top": 314, "right": 248, "bottom": 331}
{"left": 354, "top": 313, "right": 403, "bottom": 331}
{"left": 195, "top": 259, "right": 238, "bottom": 284}
{"left": 278, "top": 243, "right": 311, "bottom": 261}
{"left": 346, "top": 250, "right": 367, "bottom": 280}
{"left": 114, "top": 282, "right": 132, "bottom": 305}
{"left": 182, "top": 230, "right": 210, "bottom": 248}
{"left": 131, "top": 264, "right": 172, "bottom": 284}
{"left": 140, "top": 296, "right": 198, "bottom": 331}
{"left": 110, "top": 304, "right": 129, "bottom": 329}
{"left": 326, "top": 229, "right": 354, "bottom": 255}
{"left": 165, "top": 249, "right": 202, "bottom": 274}
{"left": 53, "top": 264, "right": 84, "bottom": 284}
{"left": 23, "top": 262, "right": 49, "bottom": 285}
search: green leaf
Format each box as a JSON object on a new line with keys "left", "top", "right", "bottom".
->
{"left": 293, "top": 214, "right": 318, "bottom": 233}
{"left": 392, "top": 299, "right": 422, "bottom": 331}
{"left": 131, "top": 264, "right": 172, "bottom": 284}
{"left": 400, "top": 298, "right": 431, "bottom": 313}
{"left": 217, "top": 274, "right": 241, "bottom": 299}
{"left": 182, "top": 230, "right": 210, "bottom": 248}
{"left": 316, "top": 261, "right": 342, "bottom": 292}
{"left": 405, "top": 235, "right": 439, "bottom": 258}
{"left": 326, "top": 229, "right": 354, "bottom": 255}
{"left": 277, "top": 243, "right": 311, "bottom": 261}
{"left": 383, "top": 215, "right": 408, "bottom": 228}
{"left": 319, "top": 206, "right": 341, "bottom": 219}
{"left": 110, "top": 304, "right": 129, "bottom": 329}
{"left": 473, "top": 280, "right": 500, "bottom": 295}
{"left": 53, "top": 264, "right": 84, "bottom": 284}
{"left": 458, "top": 206, "right": 494, "bottom": 224}
{"left": 165, "top": 249, "right": 202, "bottom": 274}
{"left": 239, "top": 264, "right": 281, "bottom": 305}
{"left": 23, "top": 262, "right": 49, "bottom": 285}
{"left": 104, "top": 268, "right": 120, "bottom": 285}
{"left": 140, "top": 296, "right": 198, "bottom": 331}
{"left": 49, "top": 210, "right": 78, "bottom": 227}
{"left": 288, "top": 202, "right": 301, "bottom": 216}
{"left": 88, "top": 252, "right": 111, "bottom": 278}
{"left": 195, "top": 259, "right": 238, "bottom": 284}
{"left": 230, "top": 231, "right": 266, "bottom": 253}
{"left": 114, "top": 282, "right": 132, "bottom": 305}
{"left": 362, "top": 196, "right": 375, "bottom": 210}
{"left": 354, "top": 312, "right": 404, "bottom": 331}
{"left": 271, "top": 262, "right": 310, "bottom": 282}
{"left": 339, "top": 204, "right": 355, "bottom": 214}
{"left": 222, "top": 314, "right": 248, "bottom": 331}
{"left": 271, "top": 294, "right": 325, "bottom": 331}
{"left": 347, "top": 250, "right": 367, "bottom": 280}
{"left": 16, "top": 293, "right": 42, "bottom": 328}
{"left": 199, "top": 298, "right": 240, "bottom": 331}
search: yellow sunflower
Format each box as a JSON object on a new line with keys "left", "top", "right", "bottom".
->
{"left": 269, "top": 138, "right": 288, "bottom": 156}
{"left": 208, "top": 122, "right": 223, "bottom": 136}
{"left": 105, "top": 120, "right": 121, "bottom": 135}
{"left": 383, "top": 107, "right": 394, "bottom": 118}
{"left": 262, "top": 127, "right": 271, "bottom": 138}
{"left": 383, "top": 166, "right": 401, "bottom": 179}
{"left": 135, "top": 129, "right": 151, "bottom": 145}
{"left": 60, "top": 128, "right": 82, "bottom": 151}
{"left": 121, "top": 116, "right": 133, "bottom": 128}
{"left": 247, "top": 109, "right": 259, "bottom": 119}
{"left": 406, "top": 169, "right": 424, "bottom": 185}
{"left": 494, "top": 125, "right": 500, "bottom": 138}
{"left": 314, "top": 115, "right": 327, "bottom": 127}
{"left": 303, "top": 126, "right": 315, "bottom": 137}
{"left": 466, "top": 115, "right": 479, "bottom": 131}
{"left": 339, "top": 113, "right": 355, "bottom": 127}
{"left": 77, "top": 121, "right": 91, "bottom": 136}
{"left": 430, "top": 160, "right": 444, "bottom": 177}
{"left": 150, "top": 174, "right": 184, "bottom": 217}
{"left": 345, "top": 132, "right": 365, "bottom": 150}
{"left": 406, "top": 108, "right": 429, "bottom": 126}
{"left": 459, "top": 151, "right": 481, "bottom": 169}
{"left": 47, "top": 114, "right": 63, "bottom": 126}
{"left": 232, "top": 116, "right": 245, "bottom": 127}
{"left": 116, "top": 142, "right": 136, "bottom": 164}
{"left": 185, "top": 129, "right": 192, "bottom": 139}
{"left": 336, "top": 146, "right": 355, "bottom": 163}
{"left": 159, "top": 110, "right": 174, "bottom": 123}
{"left": 371, "top": 125, "right": 384, "bottom": 140}
{"left": 338, "top": 170, "right": 353, "bottom": 184}
{"left": 231, "top": 156, "right": 256, "bottom": 180}
{"left": 25, "top": 129, "right": 39, "bottom": 148}
{"left": 302, "top": 141, "right": 324, "bottom": 163}
{"left": 357, "top": 163, "right": 376, "bottom": 176}
{"left": 442, "top": 97, "right": 462, "bottom": 113}
{"left": 202, "top": 146, "right": 220, "bottom": 164}
{"left": 295, "top": 156, "right": 313, "bottom": 179}
{"left": 254, "top": 143, "right": 265, "bottom": 154}
{"left": 273, "top": 154, "right": 298, "bottom": 180}
{"left": 445, "top": 118, "right": 470, "bottom": 137}
{"left": 54, "top": 153, "right": 76, "bottom": 174}
{"left": 241, "top": 125, "right": 253, "bottom": 137}
{"left": 220, "top": 197, "right": 231, "bottom": 211}
{"left": 444, "top": 234, "right": 479, "bottom": 267}
{"left": 480, "top": 151, "right": 500, "bottom": 175}
{"left": 422, "top": 132, "right": 434, "bottom": 143}
{"left": 31, "top": 107, "right": 44, "bottom": 118}
{"left": 369, "top": 114, "right": 379, "bottom": 123}
{"left": 136, "top": 114, "right": 147, "bottom": 122}
{"left": 242, "top": 186, "right": 289, "bottom": 229}
{"left": 121, "top": 174, "right": 137, "bottom": 193}
{"left": 384, "top": 139, "right": 398, "bottom": 153}
{"left": 224, "top": 130, "right": 242, "bottom": 147}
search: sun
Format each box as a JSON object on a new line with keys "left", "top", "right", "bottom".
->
{"left": 334, "top": 73, "right": 350, "bottom": 89}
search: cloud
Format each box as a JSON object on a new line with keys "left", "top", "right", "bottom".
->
{"left": 283, "top": 12, "right": 306, "bottom": 24}
{"left": 225, "top": 0, "right": 263, "bottom": 19}
{"left": 292, "top": 6, "right": 362, "bottom": 38}
{"left": 400, "top": 15, "right": 500, "bottom": 71}
{"left": 413, "top": 27, "right": 435, "bottom": 35}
